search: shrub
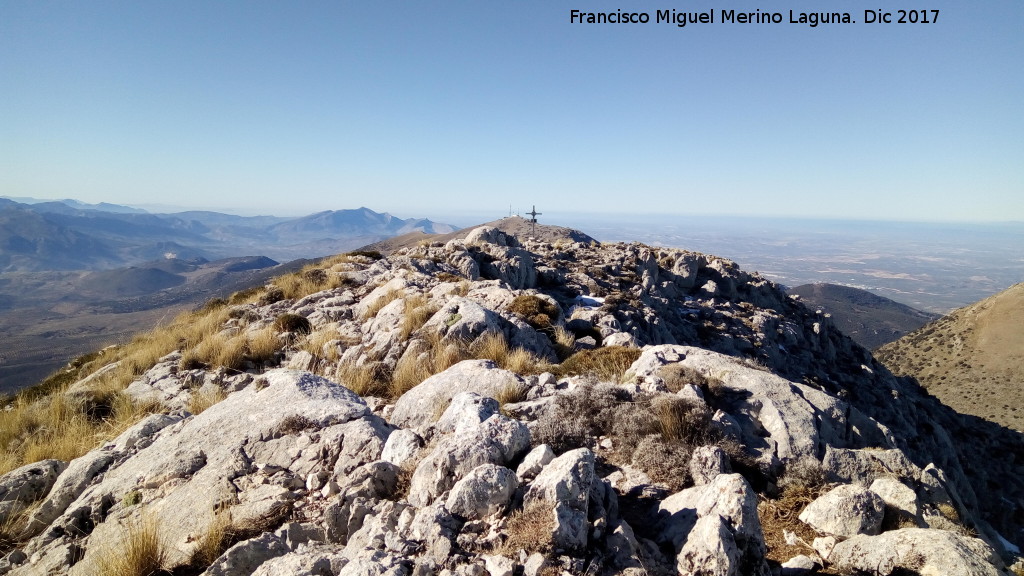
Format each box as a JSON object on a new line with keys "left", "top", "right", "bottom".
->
{"left": 276, "top": 414, "right": 317, "bottom": 435}
{"left": 532, "top": 384, "right": 624, "bottom": 453}
{"left": 552, "top": 346, "right": 642, "bottom": 382}
{"left": 552, "top": 326, "right": 577, "bottom": 361}
{"left": 228, "top": 286, "right": 263, "bottom": 304}
{"left": 273, "top": 313, "right": 311, "bottom": 335}
{"left": 778, "top": 457, "right": 828, "bottom": 492}
{"left": 631, "top": 434, "right": 691, "bottom": 491}
{"left": 658, "top": 363, "right": 715, "bottom": 393}
{"left": 345, "top": 250, "right": 383, "bottom": 260}
{"left": 258, "top": 286, "right": 285, "bottom": 305}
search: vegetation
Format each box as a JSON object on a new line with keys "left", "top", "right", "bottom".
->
{"left": 501, "top": 501, "right": 554, "bottom": 555}
{"left": 550, "top": 346, "right": 642, "bottom": 382}
{"left": 91, "top": 514, "right": 167, "bottom": 576}
{"left": 507, "top": 294, "right": 560, "bottom": 331}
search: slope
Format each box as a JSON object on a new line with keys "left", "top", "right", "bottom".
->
{"left": 876, "top": 282, "right": 1024, "bottom": 432}
{"left": 789, "top": 283, "right": 940, "bottom": 350}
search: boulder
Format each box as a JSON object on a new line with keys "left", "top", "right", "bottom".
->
{"left": 445, "top": 464, "right": 519, "bottom": 520}
{"left": 676, "top": 515, "right": 741, "bottom": 576}
{"left": 524, "top": 448, "right": 595, "bottom": 552}
{"left": 690, "top": 446, "right": 730, "bottom": 486}
{"left": 408, "top": 415, "right": 529, "bottom": 507}
{"left": 825, "top": 528, "right": 1005, "bottom": 576}
{"left": 0, "top": 460, "right": 67, "bottom": 524}
{"left": 799, "top": 484, "right": 886, "bottom": 539}
{"left": 389, "top": 360, "right": 528, "bottom": 430}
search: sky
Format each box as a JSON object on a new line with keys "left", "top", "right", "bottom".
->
{"left": 2, "top": 1, "right": 1022, "bottom": 222}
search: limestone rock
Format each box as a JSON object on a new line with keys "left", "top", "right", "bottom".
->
{"left": 524, "top": 448, "right": 595, "bottom": 552}
{"left": 445, "top": 464, "right": 519, "bottom": 520}
{"left": 390, "top": 360, "right": 528, "bottom": 430}
{"left": 0, "top": 460, "right": 66, "bottom": 524}
{"left": 825, "top": 528, "right": 1006, "bottom": 576}
{"left": 676, "top": 515, "right": 741, "bottom": 576}
{"left": 799, "top": 484, "right": 886, "bottom": 539}
{"left": 690, "top": 446, "right": 730, "bottom": 486}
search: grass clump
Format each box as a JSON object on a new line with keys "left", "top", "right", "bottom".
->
{"left": 552, "top": 346, "right": 642, "bottom": 382}
{"left": 399, "top": 294, "right": 438, "bottom": 340}
{"left": 187, "top": 387, "right": 227, "bottom": 416}
{"left": 507, "top": 294, "right": 560, "bottom": 331}
{"left": 470, "top": 332, "right": 546, "bottom": 374}
{"left": 501, "top": 500, "right": 554, "bottom": 555}
{"left": 92, "top": 514, "right": 167, "bottom": 576}
{"left": 273, "top": 313, "right": 311, "bottom": 335}
{"left": 190, "top": 509, "right": 233, "bottom": 568}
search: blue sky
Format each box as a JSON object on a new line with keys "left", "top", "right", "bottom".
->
{"left": 2, "top": 1, "right": 1022, "bottom": 222}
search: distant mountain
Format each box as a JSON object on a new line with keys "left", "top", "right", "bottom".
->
{"left": 267, "top": 207, "right": 456, "bottom": 241}
{"left": 876, "top": 283, "right": 1024, "bottom": 432}
{"left": 0, "top": 196, "right": 147, "bottom": 214}
{"left": 0, "top": 200, "right": 456, "bottom": 272}
{"left": 788, "top": 283, "right": 939, "bottom": 350}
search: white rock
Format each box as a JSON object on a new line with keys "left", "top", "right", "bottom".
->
{"left": 826, "top": 528, "right": 1005, "bottom": 576}
{"left": 516, "top": 444, "right": 555, "bottom": 480}
{"left": 390, "top": 360, "right": 527, "bottom": 430}
{"left": 676, "top": 515, "right": 740, "bottom": 576}
{"left": 799, "top": 484, "right": 886, "bottom": 539}
{"left": 524, "top": 448, "right": 595, "bottom": 552}
{"left": 445, "top": 464, "right": 519, "bottom": 520}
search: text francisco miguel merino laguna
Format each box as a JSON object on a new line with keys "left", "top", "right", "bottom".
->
{"left": 569, "top": 8, "right": 941, "bottom": 27}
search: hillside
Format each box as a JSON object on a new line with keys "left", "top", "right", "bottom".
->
{"left": 0, "top": 224, "right": 1019, "bottom": 576}
{"left": 789, "top": 283, "right": 940, "bottom": 350}
{"left": 876, "top": 283, "right": 1024, "bottom": 432}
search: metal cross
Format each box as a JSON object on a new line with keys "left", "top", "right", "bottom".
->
{"left": 527, "top": 205, "right": 541, "bottom": 237}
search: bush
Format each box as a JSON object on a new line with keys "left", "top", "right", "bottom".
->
{"left": 658, "top": 363, "right": 716, "bottom": 393}
{"left": 533, "top": 384, "right": 624, "bottom": 453}
{"left": 631, "top": 434, "right": 691, "bottom": 491}
{"left": 273, "top": 313, "right": 311, "bottom": 335}
{"left": 345, "top": 250, "right": 384, "bottom": 260}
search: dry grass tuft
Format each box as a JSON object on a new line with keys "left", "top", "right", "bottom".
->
{"left": 758, "top": 485, "right": 821, "bottom": 564}
{"left": 399, "top": 294, "right": 438, "bottom": 341}
{"left": 190, "top": 509, "right": 233, "bottom": 568}
{"left": 553, "top": 346, "right": 642, "bottom": 382}
{"left": 470, "top": 331, "right": 546, "bottom": 374}
{"left": 301, "top": 326, "right": 344, "bottom": 361}
{"left": 187, "top": 388, "right": 227, "bottom": 416}
{"left": 501, "top": 501, "right": 554, "bottom": 555}
{"left": 361, "top": 288, "right": 404, "bottom": 320}
{"left": 92, "top": 514, "right": 167, "bottom": 576}
{"left": 246, "top": 327, "right": 282, "bottom": 367}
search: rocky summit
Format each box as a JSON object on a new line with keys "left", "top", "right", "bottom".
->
{"left": 0, "top": 223, "right": 1021, "bottom": 576}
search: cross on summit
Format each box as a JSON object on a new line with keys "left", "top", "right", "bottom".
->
{"left": 527, "top": 205, "right": 541, "bottom": 237}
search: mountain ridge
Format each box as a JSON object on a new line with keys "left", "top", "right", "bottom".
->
{"left": 0, "top": 222, "right": 1019, "bottom": 575}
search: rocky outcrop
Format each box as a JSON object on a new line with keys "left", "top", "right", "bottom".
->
{"left": 1, "top": 224, "right": 1018, "bottom": 576}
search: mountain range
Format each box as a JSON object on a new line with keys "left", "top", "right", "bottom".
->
{"left": 0, "top": 198, "right": 455, "bottom": 271}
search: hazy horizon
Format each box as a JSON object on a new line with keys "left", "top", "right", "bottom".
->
{"left": 3, "top": 1, "right": 1022, "bottom": 222}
